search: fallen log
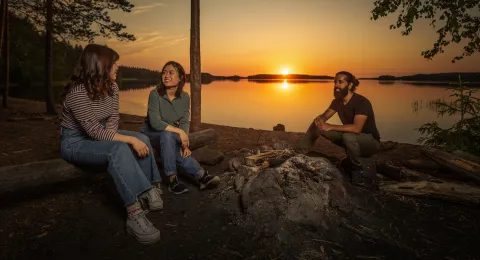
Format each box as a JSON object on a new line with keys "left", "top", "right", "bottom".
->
{"left": 151, "top": 128, "right": 219, "bottom": 160}
{"left": 0, "top": 128, "right": 219, "bottom": 195}
{"left": 376, "top": 162, "right": 433, "bottom": 181}
{"left": 244, "top": 150, "right": 292, "bottom": 166}
{"left": 188, "top": 128, "right": 219, "bottom": 150}
{"left": 379, "top": 180, "right": 480, "bottom": 204}
{"left": 0, "top": 159, "right": 90, "bottom": 195}
{"left": 421, "top": 147, "right": 480, "bottom": 184}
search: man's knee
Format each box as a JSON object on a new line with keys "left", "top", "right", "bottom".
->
{"left": 342, "top": 133, "right": 358, "bottom": 144}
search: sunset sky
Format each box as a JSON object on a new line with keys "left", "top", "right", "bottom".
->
{"left": 95, "top": 0, "right": 480, "bottom": 78}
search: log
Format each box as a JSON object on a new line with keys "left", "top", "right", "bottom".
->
{"left": 376, "top": 162, "right": 433, "bottom": 181}
{"left": 188, "top": 128, "right": 219, "bottom": 150}
{"left": 421, "top": 147, "right": 480, "bottom": 184}
{"left": 0, "top": 129, "right": 219, "bottom": 195}
{"left": 244, "top": 150, "right": 292, "bottom": 167}
{"left": 379, "top": 180, "right": 480, "bottom": 204}
{"left": 0, "top": 159, "right": 90, "bottom": 195}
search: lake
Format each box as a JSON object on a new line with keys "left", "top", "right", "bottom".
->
{"left": 119, "top": 79, "right": 478, "bottom": 144}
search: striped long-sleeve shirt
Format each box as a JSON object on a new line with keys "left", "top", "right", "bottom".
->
{"left": 61, "top": 84, "right": 119, "bottom": 141}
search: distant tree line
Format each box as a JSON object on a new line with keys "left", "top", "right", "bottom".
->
{"left": 5, "top": 14, "right": 82, "bottom": 100}
{"left": 378, "top": 73, "right": 480, "bottom": 82}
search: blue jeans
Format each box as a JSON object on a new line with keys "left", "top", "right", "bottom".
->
{"left": 60, "top": 127, "right": 162, "bottom": 206}
{"left": 140, "top": 126, "right": 204, "bottom": 178}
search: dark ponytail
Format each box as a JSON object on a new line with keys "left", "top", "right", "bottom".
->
{"left": 336, "top": 71, "right": 360, "bottom": 91}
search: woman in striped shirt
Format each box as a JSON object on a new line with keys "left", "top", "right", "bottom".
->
{"left": 60, "top": 44, "right": 162, "bottom": 245}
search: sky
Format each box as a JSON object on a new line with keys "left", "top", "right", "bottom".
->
{"left": 93, "top": 0, "right": 480, "bottom": 78}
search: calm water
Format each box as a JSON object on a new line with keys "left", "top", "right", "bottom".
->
{"left": 119, "top": 80, "right": 479, "bottom": 144}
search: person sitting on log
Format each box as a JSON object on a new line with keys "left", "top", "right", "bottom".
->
{"left": 60, "top": 44, "right": 163, "bottom": 244}
{"left": 296, "top": 71, "right": 381, "bottom": 188}
{"left": 140, "top": 61, "right": 220, "bottom": 195}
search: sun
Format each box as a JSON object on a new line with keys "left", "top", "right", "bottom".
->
{"left": 281, "top": 68, "right": 289, "bottom": 75}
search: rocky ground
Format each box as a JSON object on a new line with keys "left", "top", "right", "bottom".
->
{"left": 0, "top": 98, "right": 478, "bottom": 260}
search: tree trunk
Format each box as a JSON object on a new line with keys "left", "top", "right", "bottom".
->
{"left": 0, "top": 0, "right": 6, "bottom": 58}
{"left": 1, "top": 0, "right": 8, "bottom": 108}
{"left": 189, "top": 0, "right": 201, "bottom": 132}
{"left": 45, "top": 0, "right": 56, "bottom": 114}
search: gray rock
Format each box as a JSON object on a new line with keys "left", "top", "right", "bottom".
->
{"left": 192, "top": 147, "right": 225, "bottom": 165}
{"left": 234, "top": 175, "right": 245, "bottom": 192}
{"left": 259, "top": 145, "right": 273, "bottom": 152}
{"left": 241, "top": 154, "right": 350, "bottom": 241}
{"left": 237, "top": 164, "right": 260, "bottom": 179}
{"left": 273, "top": 124, "right": 285, "bottom": 131}
{"left": 228, "top": 157, "right": 245, "bottom": 172}
{"left": 272, "top": 141, "right": 290, "bottom": 150}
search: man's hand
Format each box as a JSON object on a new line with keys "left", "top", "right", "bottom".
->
{"left": 314, "top": 116, "right": 324, "bottom": 126}
{"left": 180, "top": 147, "right": 192, "bottom": 158}
{"left": 315, "top": 118, "right": 332, "bottom": 131}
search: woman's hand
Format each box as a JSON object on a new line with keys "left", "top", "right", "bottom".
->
{"left": 180, "top": 147, "right": 192, "bottom": 158}
{"left": 178, "top": 130, "right": 190, "bottom": 148}
{"left": 130, "top": 137, "right": 150, "bottom": 157}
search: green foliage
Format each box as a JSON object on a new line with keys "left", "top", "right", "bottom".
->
{"left": 417, "top": 75, "right": 480, "bottom": 155}
{"left": 10, "top": 0, "right": 135, "bottom": 42}
{"left": 6, "top": 14, "right": 83, "bottom": 86}
{"left": 371, "top": 0, "right": 480, "bottom": 63}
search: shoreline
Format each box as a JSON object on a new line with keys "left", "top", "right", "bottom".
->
{"left": 0, "top": 97, "right": 416, "bottom": 168}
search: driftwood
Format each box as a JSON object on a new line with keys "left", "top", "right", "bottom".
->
{"left": 244, "top": 150, "right": 291, "bottom": 166}
{"left": 379, "top": 180, "right": 480, "bottom": 204}
{"left": 188, "top": 128, "right": 219, "bottom": 150}
{"left": 0, "top": 159, "right": 89, "bottom": 195}
{"left": 421, "top": 147, "right": 480, "bottom": 184}
{"left": 7, "top": 116, "right": 57, "bottom": 122}
{"left": 1, "top": 129, "right": 219, "bottom": 195}
{"left": 376, "top": 162, "right": 433, "bottom": 181}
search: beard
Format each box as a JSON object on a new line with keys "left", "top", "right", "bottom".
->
{"left": 334, "top": 87, "right": 349, "bottom": 99}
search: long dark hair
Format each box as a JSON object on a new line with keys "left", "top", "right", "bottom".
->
{"left": 157, "top": 61, "right": 186, "bottom": 98}
{"left": 63, "top": 44, "right": 120, "bottom": 100}
{"left": 336, "top": 71, "right": 360, "bottom": 91}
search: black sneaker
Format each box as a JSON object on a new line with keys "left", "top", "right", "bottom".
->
{"left": 351, "top": 169, "right": 377, "bottom": 189}
{"left": 198, "top": 171, "right": 220, "bottom": 190}
{"left": 168, "top": 176, "right": 189, "bottom": 195}
{"left": 351, "top": 169, "right": 365, "bottom": 186}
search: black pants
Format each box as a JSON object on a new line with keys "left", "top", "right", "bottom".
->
{"left": 298, "top": 122, "right": 380, "bottom": 177}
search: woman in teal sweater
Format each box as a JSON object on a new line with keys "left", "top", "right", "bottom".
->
{"left": 141, "top": 61, "right": 220, "bottom": 194}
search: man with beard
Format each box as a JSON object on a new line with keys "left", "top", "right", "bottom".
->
{"left": 296, "top": 71, "right": 381, "bottom": 188}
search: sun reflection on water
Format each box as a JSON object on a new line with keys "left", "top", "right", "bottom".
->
{"left": 282, "top": 79, "right": 288, "bottom": 89}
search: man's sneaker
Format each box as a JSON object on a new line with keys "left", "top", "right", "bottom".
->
{"left": 168, "top": 175, "right": 189, "bottom": 195}
{"left": 143, "top": 186, "right": 163, "bottom": 211}
{"left": 198, "top": 171, "right": 220, "bottom": 190}
{"left": 126, "top": 211, "right": 160, "bottom": 245}
{"left": 351, "top": 169, "right": 365, "bottom": 186}
{"left": 351, "top": 169, "right": 377, "bottom": 189}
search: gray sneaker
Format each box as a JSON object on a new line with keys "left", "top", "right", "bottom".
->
{"left": 126, "top": 211, "right": 160, "bottom": 245}
{"left": 144, "top": 187, "right": 163, "bottom": 211}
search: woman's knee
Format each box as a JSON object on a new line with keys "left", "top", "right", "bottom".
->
{"left": 159, "top": 131, "right": 176, "bottom": 143}
{"left": 135, "top": 132, "right": 152, "bottom": 146}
